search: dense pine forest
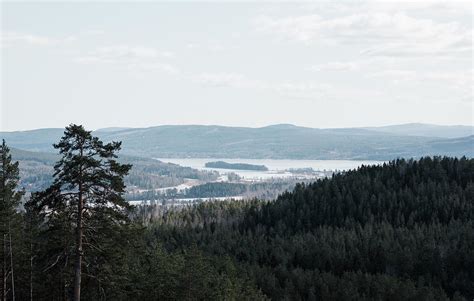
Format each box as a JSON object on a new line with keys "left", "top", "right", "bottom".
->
{"left": 1, "top": 125, "right": 473, "bottom": 300}
{"left": 144, "top": 156, "right": 474, "bottom": 300}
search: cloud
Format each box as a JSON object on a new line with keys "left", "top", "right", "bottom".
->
{"left": 77, "top": 45, "right": 174, "bottom": 62}
{"left": 138, "top": 62, "right": 179, "bottom": 74}
{"left": 369, "top": 69, "right": 471, "bottom": 87}
{"left": 74, "top": 45, "right": 178, "bottom": 74}
{"left": 368, "top": 68, "right": 472, "bottom": 102}
{"left": 192, "top": 71, "right": 335, "bottom": 100}
{"left": 0, "top": 31, "right": 76, "bottom": 47}
{"left": 1, "top": 29, "right": 107, "bottom": 48}
{"left": 2, "top": 32, "right": 178, "bottom": 75}
{"left": 272, "top": 82, "right": 333, "bottom": 99}
{"left": 185, "top": 41, "right": 236, "bottom": 52}
{"left": 309, "top": 62, "right": 359, "bottom": 72}
{"left": 193, "top": 73, "right": 260, "bottom": 88}
{"left": 254, "top": 11, "right": 472, "bottom": 58}
{"left": 80, "top": 29, "right": 106, "bottom": 36}
{"left": 364, "top": 0, "right": 472, "bottom": 16}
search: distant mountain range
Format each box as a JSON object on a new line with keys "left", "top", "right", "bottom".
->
{"left": 362, "top": 123, "right": 473, "bottom": 138}
{"left": 1, "top": 123, "right": 472, "bottom": 160}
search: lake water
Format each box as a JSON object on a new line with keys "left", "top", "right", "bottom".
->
{"left": 158, "top": 158, "right": 384, "bottom": 180}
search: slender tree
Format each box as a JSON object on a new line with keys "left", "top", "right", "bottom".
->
{"left": 22, "top": 200, "right": 42, "bottom": 301}
{"left": 27, "top": 125, "right": 131, "bottom": 301}
{"left": 0, "top": 140, "right": 24, "bottom": 301}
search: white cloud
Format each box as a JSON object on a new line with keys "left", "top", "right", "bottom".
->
{"left": 192, "top": 71, "right": 336, "bottom": 100}
{"left": 80, "top": 29, "right": 106, "bottom": 36}
{"left": 74, "top": 45, "right": 178, "bottom": 74}
{"left": 193, "top": 72, "right": 259, "bottom": 88}
{"left": 0, "top": 31, "right": 76, "bottom": 47}
{"left": 309, "top": 62, "right": 359, "bottom": 72}
{"left": 272, "top": 82, "right": 333, "bottom": 99}
{"left": 369, "top": 69, "right": 471, "bottom": 88}
{"left": 137, "top": 62, "right": 180, "bottom": 74}
{"left": 185, "top": 41, "right": 236, "bottom": 52}
{"left": 365, "top": 0, "right": 472, "bottom": 15}
{"left": 255, "top": 11, "right": 472, "bottom": 58}
{"left": 0, "top": 29, "right": 108, "bottom": 48}
{"left": 368, "top": 68, "right": 472, "bottom": 104}
{"left": 85, "top": 45, "right": 173, "bottom": 61}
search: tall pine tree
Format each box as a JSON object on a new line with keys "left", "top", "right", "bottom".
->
{"left": 0, "top": 140, "right": 24, "bottom": 301}
{"left": 27, "top": 125, "right": 132, "bottom": 300}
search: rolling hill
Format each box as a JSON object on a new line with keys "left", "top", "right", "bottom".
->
{"left": 1, "top": 123, "right": 472, "bottom": 160}
{"left": 362, "top": 123, "right": 473, "bottom": 138}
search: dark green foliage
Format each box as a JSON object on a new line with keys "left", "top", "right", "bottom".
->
{"left": 0, "top": 140, "right": 25, "bottom": 301}
{"left": 0, "top": 140, "right": 24, "bottom": 213}
{"left": 146, "top": 157, "right": 474, "bottom": 299}
{"left": 26, "top": 124, "right": 134, "bottom": 300}
{"left": 124, "top": 237, "right": 267, "bottom": 300}
{"left": 185, "top": 182, "right": 248, "bottom": 198}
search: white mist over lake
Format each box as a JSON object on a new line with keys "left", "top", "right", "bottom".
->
{"left": 158, "top": 158, "right": 384, "bottom": 180}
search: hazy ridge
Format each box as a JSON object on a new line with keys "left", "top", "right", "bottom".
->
{"left": 1, "top": 123, "right": 472, "bottom": 160}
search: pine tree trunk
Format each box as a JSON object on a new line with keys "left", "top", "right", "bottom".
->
{"left": 8, "top": 223, "right": 14, "bottom": 301}
{"left": 73, "top": 186, "right": 83, "bottom": 301}
{"left": 1, "top": 150, "right": 4, "bottom": 301}
{"left": 29, "top": 249, "right": 32, "bottom": 301}
{"left": 73, "top": 145, "right": 84, "bottom": 301}
{"left": 3, "top": 233, "right": 6, "bottom": 301}
{"left": 29, "top": 219, "right": 32, "bottom": 301}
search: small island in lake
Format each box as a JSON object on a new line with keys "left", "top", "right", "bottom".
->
{"left": 205, "top": 161, "right": 269, "bottom": 171}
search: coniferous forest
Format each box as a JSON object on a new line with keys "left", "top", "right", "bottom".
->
{"left": 1, "top": 125, "right": 473, "bottom": 300}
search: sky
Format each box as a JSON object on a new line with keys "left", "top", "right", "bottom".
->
{"left": 1, "top": 0, "right": 472, "bottom": 131}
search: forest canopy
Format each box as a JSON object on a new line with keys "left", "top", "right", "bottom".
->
{"left": 142, "top": 156, "right": 474, "bottom": 300}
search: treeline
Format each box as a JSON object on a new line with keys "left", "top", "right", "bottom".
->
{"left": 205, "top": 161, "right": 269, "bottom": 171}
{"left": 126, "top": 180, "right": 304, "bottom": 201}
{"left": 143, "top": 157, "right": 474, "bottom": 300}
{"left": 183, "top": 181, "right": 302, "bottom": 199}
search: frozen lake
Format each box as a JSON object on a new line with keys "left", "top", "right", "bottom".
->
{"left": 157, "top": 158, "right": 384, "bottom": 180}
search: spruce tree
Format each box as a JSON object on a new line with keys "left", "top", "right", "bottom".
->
{"left": 0, "top": 140, "right": 24, "bottom": 301}
{"left": 27, "top": 125, "right": 131, "bottom": 301}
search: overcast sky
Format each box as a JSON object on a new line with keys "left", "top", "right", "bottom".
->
{"left": 1, "top": 1, "right": 472, "bottom": 131}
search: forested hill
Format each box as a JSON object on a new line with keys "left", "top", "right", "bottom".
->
{"left": 148, "top": 156, "right": 474, "bottom": 299}
{"left": 10, "top": 147, "right": 217, "bottom": 192}
{"left": 253, "top": 156, "right": 473, "bottom": 230}
{"left": 1, "top": 124, "right": 473, "bottom": 160}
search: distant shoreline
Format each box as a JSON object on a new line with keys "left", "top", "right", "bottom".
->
{"left": 205, "top": 161, "right": 269, "bottom": 171}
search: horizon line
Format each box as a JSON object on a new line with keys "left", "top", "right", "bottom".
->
{"left": 1, "top": 122, "right": 473, "bottom": 133}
